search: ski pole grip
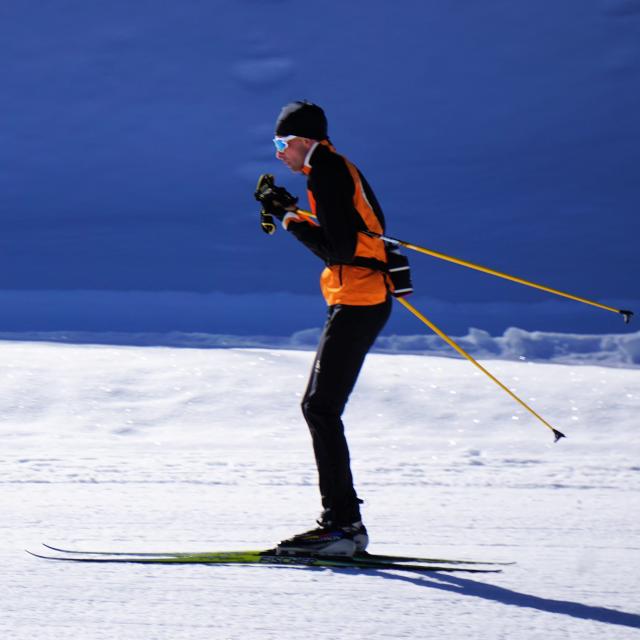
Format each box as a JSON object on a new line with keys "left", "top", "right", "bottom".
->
{"left": 260, "top": 211, "right": 276, "bottom": 235}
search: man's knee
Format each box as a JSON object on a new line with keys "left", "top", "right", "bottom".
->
{"left": 301, "top": 396, "right": 340, "bottom": 425}
{"left": 301, "top": 397, "right": 320, "bottom": 422}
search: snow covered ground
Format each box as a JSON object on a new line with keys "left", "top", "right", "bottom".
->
{"left": 2, "top": 337, "right": 639, "bottom": 639}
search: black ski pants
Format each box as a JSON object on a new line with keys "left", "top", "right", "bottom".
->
{"left": 301, "top": 297, "right": 392, "bottom": 527}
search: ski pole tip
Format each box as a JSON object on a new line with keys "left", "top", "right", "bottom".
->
{"left": 553, "top": 429, "right": 566, "bottom": 443}
{"left": 620, "top": 310, "right": 634, "bottom": 324}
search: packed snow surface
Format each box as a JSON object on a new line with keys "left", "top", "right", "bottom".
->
{"left": 2, "top": 338, "right": 639, "bottom": 639}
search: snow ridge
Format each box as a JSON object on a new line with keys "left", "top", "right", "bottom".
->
{"left": 1, "top": 327, "right": 638, "bottom": 367}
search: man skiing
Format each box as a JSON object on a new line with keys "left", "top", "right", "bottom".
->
{"left": 261, "top": 101, "right": 394, "bottom": 556}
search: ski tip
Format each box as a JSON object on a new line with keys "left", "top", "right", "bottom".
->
{"left": 553, "top": 429, "right": 566, "bottom": 443}
{"left": 42, "top": 543, "right": 72, "bottom": 554}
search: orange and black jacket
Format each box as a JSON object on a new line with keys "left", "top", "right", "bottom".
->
{"left": 283, "top": 141, "right": 390, "bottom": 306}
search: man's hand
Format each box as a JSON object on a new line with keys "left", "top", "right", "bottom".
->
{"left": 255, "top": 174, "right": 298, "bottom": 221}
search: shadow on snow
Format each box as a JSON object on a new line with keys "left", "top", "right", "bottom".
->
{"left": 360, "top": 569, "right": 640, "bottom": 629}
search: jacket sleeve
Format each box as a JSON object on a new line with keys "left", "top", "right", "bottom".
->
{"left": 283, "top": 217, "right": 333, "bottom": 263}
{"left": 285, "top": 154, "right": 360, "bottom": 263}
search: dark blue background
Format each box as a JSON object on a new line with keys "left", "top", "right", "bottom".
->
{"left": 2, "top": 1, "right": 638, "bottom": 335}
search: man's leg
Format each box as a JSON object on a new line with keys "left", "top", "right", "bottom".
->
{"left": 302, "top": 298, "right": 392, "bottom": 525}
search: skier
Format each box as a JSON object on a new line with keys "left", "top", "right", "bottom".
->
{"left": 263, "top": 101, "right": 393, "bottom": 555}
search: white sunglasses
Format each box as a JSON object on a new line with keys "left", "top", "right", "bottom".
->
{"left": 273, "top": 135, "right": 298, "bottom": 152}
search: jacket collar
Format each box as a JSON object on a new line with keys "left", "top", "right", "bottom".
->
{"left": 302, "top": 139, "right": 335, "bottom": 175}
{"left": 302, "top": 142, "right": 319, "bottom": 174}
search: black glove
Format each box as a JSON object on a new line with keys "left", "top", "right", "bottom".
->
{"left": 254, "top": 174, "right": 298, "bottom": 221}
{"left": 262, "top": 201, "right": 287, "bottom": 221}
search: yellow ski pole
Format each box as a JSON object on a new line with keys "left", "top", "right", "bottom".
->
{"left": 372, "top": 232, "right": 633, "bottom": 324}
{"left": 292, "top": 207, "right": 633, "bottom": 324}
{"left": 396, "top": 297, "right": 566, "bottom": 442}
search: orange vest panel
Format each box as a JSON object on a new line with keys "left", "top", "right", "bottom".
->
{"left": 308, "top": 147, "right": 389, "bottom": 306}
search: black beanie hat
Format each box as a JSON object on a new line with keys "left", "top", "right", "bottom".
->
{"left": 275, "top": 101, "right": 328, "bottom": 140}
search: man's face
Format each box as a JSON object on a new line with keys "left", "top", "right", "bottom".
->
{"left": 275, "top": 136, "right": 314, "bottom": 173}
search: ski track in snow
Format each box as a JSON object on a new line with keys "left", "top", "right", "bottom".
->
{"left": 1, "top": 340, "right": 639, "bottom": 639}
